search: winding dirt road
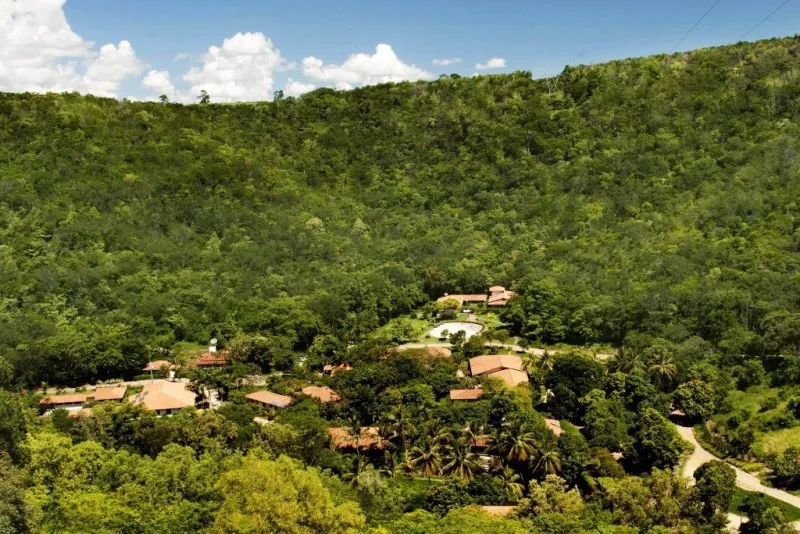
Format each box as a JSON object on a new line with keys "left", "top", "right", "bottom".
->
{"left": 676, "top": 424, "right": 800, "bottom": 531}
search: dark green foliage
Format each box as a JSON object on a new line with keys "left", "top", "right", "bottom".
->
{"left": 673, "top": 379, "right": 716, "bottom": 421}
{"left": 0, "top": 459, "right": 31, "bottom": 533}
{"left": 545, "top": 352, "right": 605, "bottom": 421}
{"left": 740, "top": 493, "right": 793, "bottom": 533}
{"left": 627, "top": 408, "right": 688, "bottom": 472}
{"left": 0, "top": 391, "right": 27, "bottom": 464}
{"left": 423, "top": 475, "right": 506, "bottom": 516}
{"left": 693, "top": 460, "right": 736, "bottom": 524}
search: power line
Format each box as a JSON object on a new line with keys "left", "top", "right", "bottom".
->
{"left": 670, "top": 0, "right": 723, "bottom": 53}
{"left": 740, "top": 0, "right": 793, "bottom": 40}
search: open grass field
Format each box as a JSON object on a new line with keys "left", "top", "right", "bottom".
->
{"left": 757, "top": 426, "right": 800, "bottom": 455}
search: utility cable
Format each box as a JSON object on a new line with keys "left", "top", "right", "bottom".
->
{"left": 740, "top": 0, "right": 792, "bottom": 40}
{"left": 670, "top": 0, "right": 723, "bottom": 52}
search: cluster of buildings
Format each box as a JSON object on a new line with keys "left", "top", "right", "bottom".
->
{"left": 449, "top": 353, "right": 529, "bottom": 401}
{"left": 437, "top": 285, "right": 516, "bottom": 308}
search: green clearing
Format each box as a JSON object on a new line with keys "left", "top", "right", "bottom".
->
{"left": 757, "top": 426, "right": 800, "bottom": 455}
{"left": 729, "top": 487, "right": 800, "bottom": 522}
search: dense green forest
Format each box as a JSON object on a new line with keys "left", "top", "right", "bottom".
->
{"left": 2, "top": 35, "right": 800, "bottom": 385}
{"left": 3, "top": 36, "right": 800, "bottom": 533}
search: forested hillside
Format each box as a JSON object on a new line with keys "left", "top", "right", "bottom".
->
{"left": 3, "top": 36, "right": 800, "bottom": 385}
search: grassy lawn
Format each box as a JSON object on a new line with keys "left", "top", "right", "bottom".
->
{"left": 717, "top": 385, "right": 800, "bottom": 456}
{"left": 757, "top": 426, "right": 800, "bottom": 455}
{"left": 729, "top": 487, "right": 800, "bottom": 522}
{"left": 722, "top": 386, "right": 782, "bottom": 417}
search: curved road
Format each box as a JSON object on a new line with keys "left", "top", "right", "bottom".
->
{"left": 676, "top": 424, "right": 800, "bottom": 531}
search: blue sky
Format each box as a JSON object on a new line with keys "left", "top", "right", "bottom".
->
{"left": 3, "top": 0, "right": 799, "bottom": 102}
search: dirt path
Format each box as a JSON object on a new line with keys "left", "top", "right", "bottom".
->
{"left": 676, "top": 424, "right": 800, "bottom": 531}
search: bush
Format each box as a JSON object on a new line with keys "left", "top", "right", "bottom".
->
{"left": 760, "top": 396, "right": 779, "bottom": 412}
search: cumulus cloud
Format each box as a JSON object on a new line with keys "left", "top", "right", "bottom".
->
{"left": 142, "top": 69, "right": 176, "bottom": 98}
{"left": 302, "top": 44, "right": 432, "bottom": 88}
{"left": 0, "top": 0, "right": 144, "bottom": 97}
{"left": 283, "top": 78, "right": 315, "bottom": 97}
{"left": 475, "top": 57, "right": 506, "bottom": 70}
{"left": 182, "top": 32, "right": 290, "bottom": 103}
{"left": 433, "top": 57, "right": 462, "bottom": 66}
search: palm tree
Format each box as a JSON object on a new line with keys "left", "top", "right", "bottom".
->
{"left": 609, "top": 349, "right": 645, "bottom": 374}
{"left": 442, "top": 441, "right": 483, "bottom": 480}
{"left": 346, "top": 416, "right": 366, "bottom": 463}
{"left": 649, "top": 355, "right": 677, "bottom": 386}
{"left": 531, "top": 443, "right": 562, "bottom": 478}
{"left": 493, "top": 464, "right": 525, "bottom": 500}
{"left": 409, "top": 441, "right": 443, "bottom": 485}
{"left": 494, "top": 420, "right": 538, "bottom": 463}
{"left": 381, "top": 407, "right": 416, "bottom": 455}
{"left": 381, "top": 449, "right": 405, "bottom": 479}
{"left": 342, "top": 456, "right": 368, "bottom": 488}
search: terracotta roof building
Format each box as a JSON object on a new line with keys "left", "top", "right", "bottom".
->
{"left": 90, "top": 387, "right": 127, "bottom": 402}
{"left": 302, "top": 386, "right": 341, "bottom": 403}
{"left": 129, "top": 381, "right": 196, "bottom": 415}
{"left": 544, "top": 418, "right": 563, "bottom": 437}
{"left": 437, "top": 285, "right": 516, "bottom": 307}
{"left": 470, "top": 354, "right": 528, "bottom": 388}
{"left": 322, "top": 363, "right": 352, "bottom": 376}
{"left": 246, "top": 390, "right": 293, "bottom": 408}
{"left": 449, "top": 389, "right": 484, "bottom": 401}
{"left": 195, "top": 351, "right": 229, "bottom": 367}
{"left": 328, "top": 427, "right": 384, "bottom": 450}
{"left": 469, "top": 354, "right": 525, "bottom": 375}
{"left": 486, "top": 368, "right": 529, "bottom": 387}
{"left": 40, "top": 394, "right": 88, "bottom": 411}
{"left": 487, "top": 286, "right": 516, "bottom": 306}
{"left": 143, "top": 360, "right": 174, "bottom": 372}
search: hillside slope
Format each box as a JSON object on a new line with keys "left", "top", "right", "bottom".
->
{"left": 2, "top": 36, "right": 800, "bottom": 384}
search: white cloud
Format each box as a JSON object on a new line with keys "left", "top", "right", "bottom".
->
{"left": 142, "top": 69, "right": 176, "bottom": 98}
{"left": 335, "top": 82, "right": 353, "bottom": 91}
{"left": 182, "top": 31, "right": 290, "bottom": 103}
{"left": 283, "top": 78, "right": 315, "bottom": 97}
{"left": 173, "top": 52, "right": 190, "bottom": 62}
{"left": 302, "top": 44, "right": 432, "bottom": 88}
{"left": 0, "top": 0, "right": 144, "bottom": 97}
{"left": 433, "top": 57, "right": 462, "bottom": 66}
{"left": 475, "top": 57, "right": 506, "bottom": 70}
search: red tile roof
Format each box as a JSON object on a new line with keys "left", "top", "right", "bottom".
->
{"left": 143, "top": 360, "right": 174, "bottom": 371}
{"left": 486, "top": 368, "right": 529, "bottom": 387}
{"left": 129, "top": 382, "right": 196, "bottom": 412}
{"left": 450, "top": 389, "right": 484, "bottom": 400}
{"left": 195, "top": 351, "right": 229, "bottom": 366}
{"left": 246, "top": 390, "right": 293, "bottom": 408}
{"left": 302, "top": 386, "right": 341, "bottom": 403}
{"left": 469, "top": 354, "right": 524, "bottom": 375}
{"left": 91, "top": 387, "right": 127, "bottom": 401}
{"left": 40, "top": 394, "right": 88, "bottom": 405}
{"left": 544, "top": 418, "right": 563, "bottom": 437}
{"left": 322, "top": 363, "right": 352, "bottom": 376}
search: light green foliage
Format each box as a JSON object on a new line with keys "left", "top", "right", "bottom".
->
{"left": 212, "top": 455, "right": 365, "bottom": 533}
